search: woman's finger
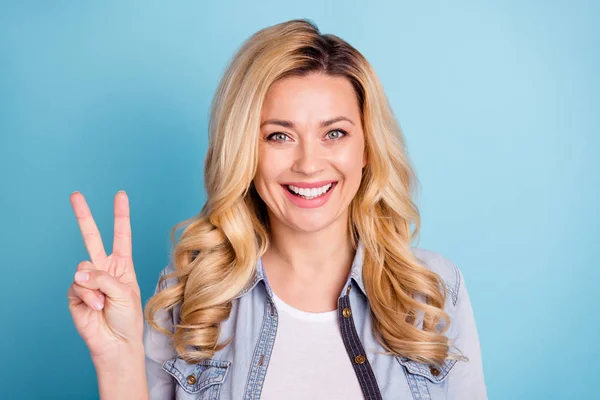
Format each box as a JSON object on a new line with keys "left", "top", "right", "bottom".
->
{"left": 73, "top": 269, "right": 130, "bottom": 300}
{"left": 112, "top": 191, "right": 132, "bottom": 260}
{"left": 67, "top": 282, "right": 105, "bottom": 311}
{"left": 70, "top": 192, "right": 108, "bottom": 269}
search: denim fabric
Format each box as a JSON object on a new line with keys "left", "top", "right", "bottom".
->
{"left": 143, "top": 241, "right": 487, "bottom": 399}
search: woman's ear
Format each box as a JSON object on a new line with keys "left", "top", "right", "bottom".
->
{"left": 362, "top": 148, "right": 368, "bottom": 168}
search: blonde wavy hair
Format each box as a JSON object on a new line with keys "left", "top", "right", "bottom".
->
{"left": 145, "top": 18, "right": 464, "bottom": 368}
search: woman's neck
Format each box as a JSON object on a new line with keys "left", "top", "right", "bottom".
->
{"left": 262, "top": 213, "right": 356, "bottom": 312}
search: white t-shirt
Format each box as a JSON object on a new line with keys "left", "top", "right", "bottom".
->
{"left": 260, "top": 292, "right": 364, "bottom": 400}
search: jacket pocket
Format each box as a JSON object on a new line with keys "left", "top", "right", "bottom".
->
{"left": 162, "top": 356, "right": 231, "bottom": 399}
{"left": 396, "top": 356, "right": 458, "bottom": 400}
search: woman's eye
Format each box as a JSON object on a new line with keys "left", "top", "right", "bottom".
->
{"left": 267, "top": 130, "right": 347, "bottom": 142}
{"left": 326, "top": 129, "right": 348, "bottom": 140}
{"left": 267, "top": 132, "right": 291, "bottom": 142}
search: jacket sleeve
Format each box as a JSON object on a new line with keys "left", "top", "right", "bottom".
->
{"left": 143, "top": 266, "right": 177, "bottom": 400}
{"left": 446, "top": 268, "right": 488, "bottom": 400}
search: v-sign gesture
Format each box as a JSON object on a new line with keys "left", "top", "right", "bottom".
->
{"left": 67, "top": 191, "right": 144, "bottom": 363}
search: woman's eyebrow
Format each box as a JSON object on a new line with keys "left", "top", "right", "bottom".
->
{"left": 260, "top": 116, "right": 355, "bottom": 128}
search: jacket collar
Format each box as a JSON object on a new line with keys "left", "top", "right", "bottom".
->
{"left": 346, "top": 239, "right": 367, "bottom": 295}
{"left": 235, "top": 240, "right": 367, "bottom": 300}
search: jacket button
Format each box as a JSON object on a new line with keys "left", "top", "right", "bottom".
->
{"left": 342, "top": 308, "right": 352, "bottom": 318}
{"left": 186, "top": 374, "right": 197, "bottom": 385}
{"left": 355, "top": 355, "right": 366, "bottom": 364}
{"left": 430, "top": 367, "right": 440, "bottom": 377}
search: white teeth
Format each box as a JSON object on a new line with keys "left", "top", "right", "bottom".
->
{"left": 287, "top": 183, "right": 333, "bottom": 199}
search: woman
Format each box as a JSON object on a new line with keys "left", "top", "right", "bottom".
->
{"left": 68, "top": 19, "right": 487, "bottom": 400}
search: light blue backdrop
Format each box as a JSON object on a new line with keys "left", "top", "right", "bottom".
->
{"left": 1, "top": 1, "right": 598, "bottom": 399}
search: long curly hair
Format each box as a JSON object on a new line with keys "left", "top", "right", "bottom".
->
{"left": 145, "top": 18, "right": 463, "bottom": 368}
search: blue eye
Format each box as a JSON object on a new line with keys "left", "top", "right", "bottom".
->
{"left": 326, "top": 129, "right": 348, "bottom": 140}
{"left": 267, "top": 132, "right": 291, "bottom": 142}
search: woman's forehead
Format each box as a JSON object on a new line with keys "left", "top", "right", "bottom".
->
{"left": 261, "top": 74, "right": 360, "bottom": 125}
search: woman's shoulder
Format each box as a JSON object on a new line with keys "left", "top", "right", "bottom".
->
{"left": 156, "top": 249, "right": 465, "bottom": 305}
{"left": 410, "top": 247, "right": 463, "bottom": 308}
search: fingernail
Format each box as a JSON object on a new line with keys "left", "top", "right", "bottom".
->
{"left": 98, "top": 293, "right": 105, "bottom": 302}
{"left": 74, "top": 271, "right": 89, "bottom": 282}
{"left": 118, "top": 190, "right": 126, "bottom": 194}
{"left": 93, "top": 301, "right": 104, "bottom": 311}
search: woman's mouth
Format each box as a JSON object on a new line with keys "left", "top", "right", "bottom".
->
{"left": 279, "top": 181, "right": 338, "bottom": 209}
{"left": 284, "top": 182, "right": 335, "bottom": 200}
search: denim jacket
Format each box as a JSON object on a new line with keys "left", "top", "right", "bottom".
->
{"left": 143, "top": 241, "right": 487, "bottom": 399}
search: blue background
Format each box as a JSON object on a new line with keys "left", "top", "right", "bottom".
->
{"left": 1, "top": 1, "right": 598, "bottom": 399}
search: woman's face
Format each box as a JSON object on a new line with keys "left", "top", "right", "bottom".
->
{"left": 254, "top": 72, "right": 366, "bottom": 233}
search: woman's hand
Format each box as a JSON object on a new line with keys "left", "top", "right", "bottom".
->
{"left": 67, "top": 191, "right": 144, "bottom": 363}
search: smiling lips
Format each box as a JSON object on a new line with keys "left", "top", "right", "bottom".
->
{"left": 287, "top": 183, "right": 333, "bottom": 199}
{"left": 282, "top": 180, "right": 337, "bottom": 199}
{"left": 281, "top": 180, "right": 338, "bottom": 208}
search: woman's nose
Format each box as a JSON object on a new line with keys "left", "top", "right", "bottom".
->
{"left": 291, "top": 140, "right": 324, "bottom": 176}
